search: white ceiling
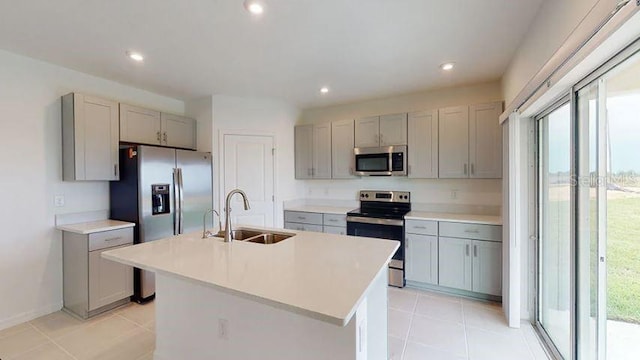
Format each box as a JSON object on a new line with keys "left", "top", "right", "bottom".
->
{"left": 0, "top": 0, "right": 544, "bottom": 109}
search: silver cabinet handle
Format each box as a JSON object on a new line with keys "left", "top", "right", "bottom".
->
{"left": 114, "top": 164, "right": 118, "bottom": 177}
{"left": 328, "top": 219, "right": 338, "bottom": 222}
{"left": 464, "top": 229, "right": 480, "bottom": 234}
{"left": 297, "top": 216, "right": 307, "bottom": 220}
{"left": 163, "top": 132, "right": 168, "bottom": 144}
{"left": 104, "top": 237, "right": 122, "bottom": 242}
{"left": 471, "top": 164, "right": 475, "bottom": 175}
{"left": 413, "top": 225, "right": 426, "bottom": 229}
{"left": 474, "top": 245, "right": 478, "bottom": 257}
{"left": 157, "top": 131, "right": 161, "bottom": 142}
{"left": 464, "top": 164, "right": 468, "bottom": 175}
{"left": 380, "top": 133, "right": 384, "bottom": 145}
{"left": 465, "top": 244, "right": 470, "bottom": 256}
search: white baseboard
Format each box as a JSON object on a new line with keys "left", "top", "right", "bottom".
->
{"left": 0, "top": 302, "right": 63, "bottom": 331}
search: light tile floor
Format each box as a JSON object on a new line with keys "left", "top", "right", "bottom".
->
{"left": 0, "top": 288, "right": 550, "bottom": 360}
{"left": 388, "top": 287, "right": 550, "bottom": 360}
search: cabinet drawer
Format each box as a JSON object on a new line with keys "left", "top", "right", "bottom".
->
{"left": 284, "top": 222, "right": 323, "bottom": 232}
{"left": 439, "top": 222, "right": 501, "bottom": 242}
{"left": 323, "top": 214, "right": 347, "bottom": 227}
{"left": 323, "top": 225, "right": 347, "bottom": 235}
{"left": 405, "top": 219, "right": 438, "bottom": 235}
{"left": 284, "top": 211, "right": 323, "bottom": 225}
{"left": 89, "top": 228, "right": 134, "bottom": 251}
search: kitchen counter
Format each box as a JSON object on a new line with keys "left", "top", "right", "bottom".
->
{"left": 284, "top": 205, "right": 355, "bottom": 215}
{"left": 103, "top": 226, "right": 397, "bottom": 326}
{"left": 404, "top": 211, "right": 502, "bottom": 225}
{"left": 56, "top": 220, "right": 135, "bottom": 234}
{"left": 103, "top": 227, "right": 395, "bottom": 360}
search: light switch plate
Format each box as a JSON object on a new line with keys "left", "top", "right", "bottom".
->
{"left": 54, "top": 195, "right": 65, "bottom": 207}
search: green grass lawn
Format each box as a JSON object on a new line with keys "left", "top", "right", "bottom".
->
{"left": 607, "top": 196, "right": 640, "bottom": 323}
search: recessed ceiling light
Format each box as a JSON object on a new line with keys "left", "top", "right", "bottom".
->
{"left": 244, "top": 1, "right": 264, "bottom": 15}
{"left": 440, "top": 62, "right": 455, "bottom": 71}
{"left": 320, "top": 87, "right": 330, "bottom": 94}
{"left": 127, "top": 51, "right": 144, "bottom": 62}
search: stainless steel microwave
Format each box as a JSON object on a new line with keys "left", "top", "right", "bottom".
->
{"left": 354, "top": 145, "right": 407, "bottom": 176}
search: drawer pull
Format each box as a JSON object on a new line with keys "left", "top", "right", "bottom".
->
{"left": 413, "top": 226, "right": 426, "bottom": 229}
{"left": 104, "top": 237, "right": 122, "bottom": 242}
{"left": 464, "top": 229, "right": 480, "bottom": 234}
{"left": 328, "top": 219, "right": 338, "bottom": 222}
{"left": 297, "top": 216, "right": 307, "bottom": 220}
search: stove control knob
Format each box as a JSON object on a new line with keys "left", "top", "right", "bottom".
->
{"left": 361, "top": 193, "right": 365, "bottom": 198}
{"left": 365, "top": 194, "right": 369, "bottom": 198}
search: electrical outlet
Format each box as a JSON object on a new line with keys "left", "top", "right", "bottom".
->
{"left": 218, "top": 318, "right": 229, "bottom": 340}
{"left": 54, "top": 195, "right": 65, "bottom": 207}
{"left": 450, "top": 190, "right": 458, "bottom": 200}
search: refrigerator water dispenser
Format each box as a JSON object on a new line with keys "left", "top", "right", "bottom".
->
{"left": 151, "top": 184, "right": 170, "bottom": 215}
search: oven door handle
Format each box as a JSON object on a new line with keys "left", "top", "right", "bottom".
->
{"left": 347, "top": 216, "right": 403, "bottom": 226}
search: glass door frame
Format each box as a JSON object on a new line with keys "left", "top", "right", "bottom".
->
{"left": 534, "top": 95, "right": 574, "bottom": 360}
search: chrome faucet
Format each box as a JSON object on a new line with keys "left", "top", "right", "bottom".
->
{"left": 202, "top": 209, "right": 222, "bottom": 239}
{"left": 224, "top": 189, "right": 251, "bottom": 242}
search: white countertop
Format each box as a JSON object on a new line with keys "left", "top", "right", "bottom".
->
{"left": 284, "top": 205, "right": 355, "bottom": 215}
{"left": 405, "top": 211, "right": 502, "bottom": 225}
{"left": 57, "top": 220, "right": 135, "bottom": 234}
{"left": 102, "top": 226, "right": 398, "bottom": 326}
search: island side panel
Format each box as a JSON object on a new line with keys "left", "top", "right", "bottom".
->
{"left": 153, "top": 273, "right": 362, "bottom": 360}
{"left": 366, "top": 267, "right": 389, "bottom": 360}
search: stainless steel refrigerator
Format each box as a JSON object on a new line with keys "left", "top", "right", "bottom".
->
{"left": 110, "top": 145, "right": 213, "bottom": 303}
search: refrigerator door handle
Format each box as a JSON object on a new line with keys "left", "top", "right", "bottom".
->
{"left": 173, "top": 168, "right": 180, "bottom": 235}
{"left": 178, "top": 168, "right": 185, "bottom": 234}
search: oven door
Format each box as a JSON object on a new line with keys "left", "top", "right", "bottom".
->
{"left": 346, "top": 217, "right": 404, "bottom": 261}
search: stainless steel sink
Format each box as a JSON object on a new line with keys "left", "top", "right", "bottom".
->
{"left": 214, "top": 229, "right": 263, "bottom": 240}
{"left": 214, "top": 229, "right": 294, "bottom": 244}
{"left": 246, "top": 232, "right": 293, "bottom": 244}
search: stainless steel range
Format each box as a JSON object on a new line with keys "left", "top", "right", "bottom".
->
{"left": 346, "top": 190, "right": 411, "bottom": 287}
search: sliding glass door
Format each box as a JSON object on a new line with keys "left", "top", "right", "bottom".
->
{"left": 537, "top": 102, "right": 572, "bottom": 359}
{"left": 536, "top": 43, "right": 640, "bottom": 360}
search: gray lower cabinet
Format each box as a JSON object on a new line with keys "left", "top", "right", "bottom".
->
{"left": 63, "top": 227, "right": 134, "bottom": 319}
{"left": 284, "top": 211, "right": 347, "bottom": 234}
{"left": 406, "top": 219, "right": 502, "bottom": 297}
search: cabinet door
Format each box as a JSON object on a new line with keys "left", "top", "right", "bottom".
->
{"left": 119, "top": 104, "right": 161, "bottom": 145}
{"left": 354, "top": 116, "right": 380, "bottom": 147}
{"left": 88, "top": 244, "right": 133, "bottom": 311}
{"left": 313, "top": 124, "right": 332, "bottom": 179}
{"left": 438, "top": 106, "right": 469, "bottom": 178}
{"left": 295, "top": 125, "right": 314, "bottom": 179}
{"left": 161, "top": 113, "right": 197, "bottom": 150}
{"left": 379, "top": 113, "right": 408, "bottom": 146}
{"left": 323, "top": 225, "right": 347, "bottom": 235}
{"left": 469, "top": 102, "right": 503, "bottom": 179}
{"left": 331, "top": 119, "right": 356, "bottom": 178}
{"left": 438, "top": 237, "right": 472, "bottom": 291}
{"left": 405, "top": 234, "right": 438, "bottom": 284}
{"left": 407, "top": 110, "right": 438, "bottom": 178}
{"left": 472, "top": 240, "right": 502, "bottom": 296}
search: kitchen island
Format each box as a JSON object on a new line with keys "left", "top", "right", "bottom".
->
{"left": 102, "top": 226, "right": 398, "bottom": 360}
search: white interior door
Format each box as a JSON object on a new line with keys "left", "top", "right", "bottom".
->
{"left": 222, "top": 134, "right": 275, "bottom": 227}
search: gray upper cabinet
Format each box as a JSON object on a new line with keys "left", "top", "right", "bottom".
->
{"left": 331, "top": 119, "right": 356, "bottom": 179}
{"left": 355, "top": 113, "right": 408, "bottom": 147}
{"left": 379, "top": 113, "right": 408, "bottom": 146}
{"left": 313, "top": 123, "right": 332, "bottom": 179}
{"left": 160, "top": 113, "right": 197, "bottom": 150}
{"left": 438, "top": 106, "right": 469, "bottom": 179}
{"left": 469, "top": 102, "right": 503, "bottom": 179}
{"left": 438, "top": 103, "right": 503, "bottom": 179}
{"left": 407, "top": 110, "right": 438, "bottom": 178}
{"left": 119, "top": 104, "right": 162, "bottom": 145}
{"left": 295, "top": 125, "right": 314, "bottom": 179}
{"left": 62, "top": 93, "right": 119, "bottom": 181}
{"left": 354, "top": 116, "right": 380, "bottom": 147}
{"left": 120, "top": 104, "right": 196, "bottom": 150}
{"left": 295, "top": 124, "right": 331, "bottom": 179}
